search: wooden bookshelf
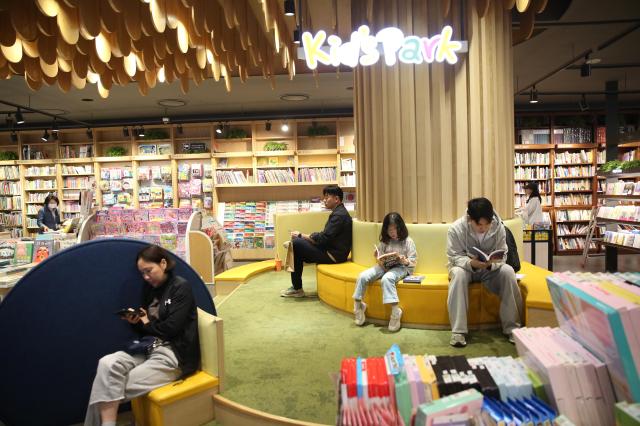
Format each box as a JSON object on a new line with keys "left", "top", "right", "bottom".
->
{"left": 0, "top": 117, "right": 356, "bottom": 245}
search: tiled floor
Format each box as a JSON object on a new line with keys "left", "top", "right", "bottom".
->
{"left": 552, "top": 253, "right": 638, "bottom": 273}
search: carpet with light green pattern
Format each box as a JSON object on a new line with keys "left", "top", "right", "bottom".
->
{"left": 216, "top": 266, "right": 517, "bottom": 425}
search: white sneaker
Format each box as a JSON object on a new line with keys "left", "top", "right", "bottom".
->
{"left": 280, "top": 287, "right": 305, "bottom": 298}
{"left": 354, "top": 302, "right": 367, "bottom": 326}
{"left": 450, "top": 333, "right": 467, "bottom": 347}
{"left": 388, "top": 308, "right": 402, "bottom": 332}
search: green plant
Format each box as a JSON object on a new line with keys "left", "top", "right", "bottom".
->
{"left": 308, "top": 124, "right": 331, "bottom": 136}
{"left": 0, "top": 151, "right": 18, "bottom": 160}
{"left": 263, "top": 141, "right": 288, "bottom": 151}
{"left": 225, "top": 128, "right": 248, "bottom": 139}
{"left": 106, "top": 146, "right": 127, "bottom": 157}
{"left": 143, "top": 129, "right": 169, "bottom": 140}
{"left": 599, "top": 160, "right": 623, "bottom": 172}
{"left": 621, "top": 159, "right": 640, "bottom": 170}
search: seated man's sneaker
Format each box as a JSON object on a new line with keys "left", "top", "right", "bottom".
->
{"left": 450, "top": 333, "right": 467, "bottom": 347}
{"left": 354, "top": 302, "right": 367, "bottom": 326}
{"left": 388, "top": 308, "right": 403, "bottom": 332}
{"left": 280, "top": 286, "right": 305, "bottom": 298}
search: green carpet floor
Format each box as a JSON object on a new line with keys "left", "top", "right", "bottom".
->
{"left": 216, "top": 266, "right": 517, "bottom": 424}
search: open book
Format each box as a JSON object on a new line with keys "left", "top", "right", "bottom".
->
{"left": 377, "top": 252, "right": 403, "bottom": 269}
{"left": 471, "top": 247, "right": 506, "bottom": 263}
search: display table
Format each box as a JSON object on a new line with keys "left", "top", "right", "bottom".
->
{"left": 0, "top": 263, "right": 35, "bottom": 302}
{"left": 523, "top": 229, "right": 553, "bottom": 270}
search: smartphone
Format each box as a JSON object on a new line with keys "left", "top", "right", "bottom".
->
{"left": 115, "top": 308, "right": 142, "bottom": 317}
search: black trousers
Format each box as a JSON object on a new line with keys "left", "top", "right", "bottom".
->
{"left": 290, "top": 237, "right": 335, "bottom": 289}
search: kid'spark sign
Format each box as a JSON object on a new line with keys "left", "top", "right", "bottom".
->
{"left": 300, "top": 25, "right": 467, "bottom": 70}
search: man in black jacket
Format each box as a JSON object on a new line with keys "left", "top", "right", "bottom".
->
{"left": 281, "top": 185, "right": 353, "bottom": 297}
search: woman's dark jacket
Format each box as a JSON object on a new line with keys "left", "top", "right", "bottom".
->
{"left": 135, "top": 273, "right": 200, "bottom": 378}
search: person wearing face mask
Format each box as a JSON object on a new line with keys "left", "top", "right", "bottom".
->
{"left": 446, "top": 197, "right": 523, "bottom": 348}
{"left": 84, "top": 245, "right": 199, "bottom": 426}
{"left": 37, "top": 194, "right": 62, "bottom": 233}
{"left": 281, "top": 184, "right": 353, "bottom": 298}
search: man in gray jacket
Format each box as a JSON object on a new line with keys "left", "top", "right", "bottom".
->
{"left": 446, "top": 197, "right": 523, "bottom": 347}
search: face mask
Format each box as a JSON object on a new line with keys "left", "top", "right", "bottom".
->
{"left": 48, "top": 204, "right": 57, "bottom": 210}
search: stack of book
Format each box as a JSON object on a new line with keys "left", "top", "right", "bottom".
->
{"left": 545, "top": 272, "right": 640, "bottom": 405}
{"left": 337, "top": 345, "right": 557, "bottom": 426}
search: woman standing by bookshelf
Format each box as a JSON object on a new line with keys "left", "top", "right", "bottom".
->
{"left": 516, "top": 182, "right": 544, "bottom": 226}
{"left": 36, "top": 194, "right": 62, "bottom": 233}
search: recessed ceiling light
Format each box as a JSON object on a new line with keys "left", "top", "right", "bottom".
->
{"left": 280, "top": 94, "right": 309, "bottom": 102}
{"left": 81, "top": 98, "right": 94, "bottom": 102}
{"left": 157, "top": 99, "right": 187, "bottom": 107}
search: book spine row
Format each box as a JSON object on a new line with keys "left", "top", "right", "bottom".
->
{"left": 554, "top": 150, "right": 593, "bottom": 164}
{"left": 514, "top": 152, "right": 549, "bottom": 165}
{"left": 0, "top": 166, "right": 20, "bottom": 180}
{"left": 514, "top": 166, "right": 551, "bottom": 179}
{"left": 297, "top": 167, "right": 336, "bottom": 182}
{"left": 556, "top": 209, "right": 592, "bottom": 221}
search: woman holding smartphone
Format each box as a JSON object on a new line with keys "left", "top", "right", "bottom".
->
{"left": 84, "top": 245, "right": 200, "bottom": 426}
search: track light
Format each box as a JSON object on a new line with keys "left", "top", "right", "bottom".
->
{"left": 293, "top": 28, "right": 301, "bottom": 44}
{"left": 265, "top": 121, "right": 272, "bottom": 131}
{"left": 529, "top": 86, "right": 539, "bottom": 104}
{"left": 216, "top": 124, "right": 224, "bottom": 135}
{"left": 284, "top": 0, "right": 295, "bottom": 16}
{"left": 177, "top": 124, "right": 183, "bottom": 135}
{"left": 578, "top": 94, "right": 589, "bottom": 112}
{"left": 10, "top": 130, "right": 17, "bottom": 143}
{"left": 123, "top": 127, "right": 130, "bottom": 137}
{"left": 138, "top": 126, "right": 145, "bottom": 137}
{"left": 281, "top": 122, "right": 289, "bottom": 132}
{"left": 15, "top": 108, "right": 24, "bottom": 125}
{"left": 86, "top": 128, "right": 93, "bottom": 140}
{"left": 580, "top": 62, "right": 591, "bottom": 77}
{"left": 53, "top": 130, "right": 59, "bottom": 141}
{"left": 41, "top": 129, "right": 49, "bottom": 142}
{"left": 52, "top": 118, "right": 58, "bottom": 133}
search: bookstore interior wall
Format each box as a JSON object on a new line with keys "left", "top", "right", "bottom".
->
{"left": 0, "top": 117, "right": 355, "bottom": 259}
{"left": 514, "top": 111, "right": 640, "bottom": 255}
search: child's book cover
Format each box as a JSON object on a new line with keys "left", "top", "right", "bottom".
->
{"left": 148, "top": 208, "right": 165, "bottom": 222}
{"left": 13, "top": 240, "right": 33, "bottom": 264}
{"left": 178, "top": 207, "right": 192, "bottom": 221}
{"left": 189, "top": 179, "right": 202, "bottom": 196}
{"left": 178, "top": 164, "right": 190, "bottom": 181}
{"left": 191, "top": 163, "right": 203, "bottom": 178}
{"left": 178, "top": 182, "right": 190, "bottom": 198}
{"left": 0, "top": 240, "right": 16, "bottom": 266}
{"left": 133, "top": 209, "right": 149, "bottom": 222}
{"left": 33, "top": 240, "right": 54, "bottom": 263}
{"left": 165, "top": 208, "right": 179, "bottom": 221}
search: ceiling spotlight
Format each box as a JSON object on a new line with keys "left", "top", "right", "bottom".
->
{"left": 580, "top": 62, "right": 591, "bottom": 77}
{"left": 53, "top": 131, "right": 59, "bottom": 141}
{"left": 281, "top": 122, "right": 290, "bottom": 132}
{"left": 15, "top": 108, "right": 24, "bottom": 125}
{"left": 216, "top": 124, "right": 224, "bottom": 134}
{"left": 284, "top": 0, "right": 295, "bottom": 16}
{"left": 293, "top": 28, "right": 301, "bottom": 44}
{"left": 10, "top": 130, "right": 17, "bottom": 143}
{"left": 138, "top": 126, "right": 145, "bottom": 137}
{"left": 52, "top": 118, "right": 58, "bottom": 133}
{"left": 86, "top": 128, "right": 93, "bottom": 140}
{"left": 529, "top": 86, "right": 539, "bottom": 104}
{"left": 265, "top": 121, "right": 272, "bottom": 131}
{"left": 177, "top": 124, "right": 183, "bottom": 135}
{"left": 41, "top": 129, "right": 50, "bottom": 142}
{"left": 578, "top": 94, "right": 589, "bottom": 112}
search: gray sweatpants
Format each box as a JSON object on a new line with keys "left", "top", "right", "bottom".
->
{"left": 84, "top": 345, "right": 180, "bottom": 426}
{"left": 447, "top": 264, "right": 523, "bottom": 335}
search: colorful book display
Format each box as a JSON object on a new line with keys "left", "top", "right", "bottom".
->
{"left": 90, "top": 207, "right": 192, "bottom": 259}
{"left": 337, "top": 345, "right": 556, "bottom": 426}
{"left": 100, "top": 167, "right": 133, "bottom": 207}
{"left": 545, "top": 272, "right": 640, "bottom": 404}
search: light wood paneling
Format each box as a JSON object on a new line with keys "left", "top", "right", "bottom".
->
{"left": 354, "top": 0, "right": 515, "bottom": 223}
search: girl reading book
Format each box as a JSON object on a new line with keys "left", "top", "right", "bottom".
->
{"left": 353, "top": 212, "right": 417, "bottom": 332}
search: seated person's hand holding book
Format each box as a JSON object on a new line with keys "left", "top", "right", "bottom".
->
{"left": 471, "top": 246, "right": 505, "bottom": 263}
{"left": 376, "top": 251, "right": 407, "bottom": 269}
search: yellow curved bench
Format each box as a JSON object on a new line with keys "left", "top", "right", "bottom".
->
{"left": 314, "top": 218, "right": 554, "bottom": 328}
{"left": 274, "top": 214, "right": 555, "bottom": 329}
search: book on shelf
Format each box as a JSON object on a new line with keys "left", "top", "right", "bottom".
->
{"left": 138, "top": 144, "right": 157, "bottom": 155}
{"left": 552, "top": 127, "right": 593, "bottom": 144}
{"left": 517, "top": 129, "right": 550, "bottom": 145}
{"left": 514, "top": 152, "right": 549, "bottom": 165}
{"left": 605, "top": 181, "right": 640, "bottom": 196}
{"left": 554, "top": 149, "right": 593, "bottom": 164}
{"left": 514, "top": 166, "right": 550, "bottom": 180}
{"left": 554, "top": 165, "right": 594, "bottom": 177}
{"left": 157, "top": 144, "right": 172, "bottom": 155}
{"left": 603, "top": 230, "right": 640, "bottom": 249}
{"left": 554, "top": 194, "right": 592, "bottom": 207}
{"left": 597, "top": 205, "right": 640, "bottom": 222}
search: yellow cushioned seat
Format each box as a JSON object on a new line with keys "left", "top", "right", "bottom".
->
{"left": 215, "top": 259, "right": 275, "bottom": 283}
{"left": 146, "top": 371, "right": 218, "bottom": 405}
{"left": 132, "top": 308, "right": 224, "bottom": 426}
